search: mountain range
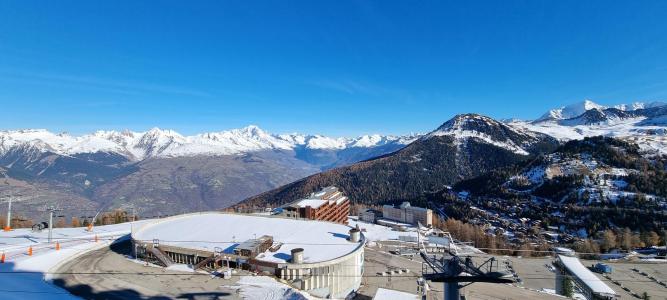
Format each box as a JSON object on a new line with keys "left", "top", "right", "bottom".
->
{"left": 0, "top": 126, "right": 416, "bottom": 220}
{"left": 510, "top": 100, "right": 667, "bottom": 156}
{"left": 241, "top": 114, "right": 560, "bottom": 208}
{"left": 2, "top": 99, "right": 667, "bottom": 223}
{"left": 0, "top": 126, "right": 417, "bottom": 161}
{"left": 534, "top": 100, "right": 666, "bottom": 123}
{"left": 240, "top": 100, "right": 667, "bottom": 209}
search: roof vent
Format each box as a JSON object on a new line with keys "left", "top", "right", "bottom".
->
{"left": 291, "top": 248, "right": 304, "bottom": 264}
{"left": 349, "top": 228, "right": 361, "bottom": 243}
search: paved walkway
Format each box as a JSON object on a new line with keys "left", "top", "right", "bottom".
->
{"left": 53, "top": 240, "right": 242, "bottom": 300}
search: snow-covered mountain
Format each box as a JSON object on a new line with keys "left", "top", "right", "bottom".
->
{"left": 0, "top": 125, "right": 421, "bottom": 219}
{"left": 426, "top": 114, "right": 554, "bottom": 155}
{"left": 509, "top": 100, "right": 667, "bottom": 155}
{"left": 241, "top": 113, "right": 560, "bottom": 209}
{"left": 534, "top": 100, "right": 666, "bottom": 123}
{"left": 0, "top": 126, "right": 418, "bottom": 161}
{"left": 536, "top": 100, "right": 606, "bottom": 122}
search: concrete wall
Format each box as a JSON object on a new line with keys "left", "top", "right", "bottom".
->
{"left": 276, "top": 235, "right": 365, "bottom": 298}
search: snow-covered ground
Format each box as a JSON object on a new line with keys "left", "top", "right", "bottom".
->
{"left": 505, "top": 151, "right": 664, "bottom": 205}
{"left": 372, "top": 288, "right": 419, "bottom": 299}
{"left": 164, "top": 263, "right": 197, "bottom": 273}
{"left": 0, "top": 221, "right": 144, "bottom": 300}
{"left": 509, "top": 118, "right": 667, "bottom": 155}
{"left": 225, "top": 276, "right": 314, "bottom": 300}
{"left": 0, "top": 221, "right": 143, "bottom": 253}
{"left": 348, "top": 217, "right": 417, "bottom": 242}
{"left": 541, "top": 288, "right": 586, "bottom": 300}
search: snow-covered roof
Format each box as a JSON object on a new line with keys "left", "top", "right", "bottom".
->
{"left": 373, "top": 288, "right": 419, "bottom": 300}
{"left": 292, "top": 198, "right": 328, "bottom": 208}
{"left": 383, "top": 202, "right": 429, "bottom": 212}
{"left": 557, "top": 255, "right": 617, "bottom": 296}
{"left": 334, "top": 196, "right": 348, "bottom": 205}
{"left": 376, "top": 218, "right": 412, "bottom": 228}
{"left": 133, "top": 213, "right": 361, "bottom": 264}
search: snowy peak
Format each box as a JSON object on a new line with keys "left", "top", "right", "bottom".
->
{"left": 428, "top": 114, "right": 534, "bottom": 141}
{"left": 0, "top": 126, "right": 418, "bottom": 161}
{"left": 134, "top": 127, "right": 187, "bottom": 158}
{"left": 187, "top": 125, "right": 294, "bottom": 154}
{"left": 614, "top": 101, "right": 667, "bottom": 111}
{"left": 278, "top": 132, "right": 418, "bottom": 150}
{"left": 535, "top": 99, "right": 667, "bottom": 123}
{"left": 536, "top": 100, "right": 605, "bottom": 122}
{"left": 509, "top": 100, "right": 667, "bottom": 155}
{"left": 558, "top": 107, "right": 642, "bottom": 126}
{"left": 426, "top": 114, "right": 553, "bottom": 155}
{"left": 432, "top": 114, "right": 509, "bottom": 133}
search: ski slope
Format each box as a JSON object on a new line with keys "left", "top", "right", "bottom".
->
{"left": 0, "top": 221, "right": 145, "bottom": 300}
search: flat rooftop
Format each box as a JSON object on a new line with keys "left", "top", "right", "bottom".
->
{"left": 133, "top": 213, "right": 361, "bottom": 264}
{"left": 292, "top": 198, "right": 328, "bottom": 208}
{"left": 290, "top": 196, "right": 348, "bottom": 209}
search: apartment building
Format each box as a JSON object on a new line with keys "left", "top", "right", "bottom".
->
{"left": 283, "top": 186, "right": 350, "bottom": 224}
{"left": 382, "top": 202, "right": 433, "bottom": 227}
{"left": 359, "top": 209, "right": 382, "bottom": 223}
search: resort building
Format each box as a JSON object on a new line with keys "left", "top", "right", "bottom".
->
{"left": 282, "top": 186, "right": 350, "bottom": 224}
{"left": 382, "top": 202, "right": 433, "bottom": 227}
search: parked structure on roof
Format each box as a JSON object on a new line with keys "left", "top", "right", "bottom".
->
{"left": 382, "top": 202, "right": 433, "bottom": 226}
{"left": 282, "top": 186, "right": 350, "bottom": 224}
{"left": 234, "top": 235, "right": 274, "bottom": 257}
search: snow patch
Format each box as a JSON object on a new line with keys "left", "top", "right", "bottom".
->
{"left": 225, "top": 276, "right": 313, "bottom": 300}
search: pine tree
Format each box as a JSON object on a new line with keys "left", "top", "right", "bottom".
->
{"left": 562, "top": 277, "right": 574, "bottom": 298}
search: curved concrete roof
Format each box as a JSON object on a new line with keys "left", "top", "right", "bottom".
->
{"left": 133, "top": 213, "right": 361, "bottom": 264}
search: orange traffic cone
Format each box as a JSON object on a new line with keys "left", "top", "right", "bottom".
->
{"left": 2, "top": 226, "right": 10, "bottom": 232}
{"left": 1, "top": 252, "right": 5, "bottom": 263}
{"left": 55, "top": 242, "right": 60, "bottom": 251}
{"left": 27, "top": 246, "right": 33, "bottom": 256}
{"left": 87, "top": 223, "right": 93, "bottom": 232}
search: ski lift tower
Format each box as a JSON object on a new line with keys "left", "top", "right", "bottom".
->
{"left": 420, "top": 250, "right": 515, "bottom": 300}
{"left": 3, "top": 196, "right": 12, "bottom": 231}
{"left": 46, "top": 206, "right": 64, "bottom": 243}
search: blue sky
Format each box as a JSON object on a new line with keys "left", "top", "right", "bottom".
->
{"left": 1, "top": 1, "right": 667, "bottom": 136}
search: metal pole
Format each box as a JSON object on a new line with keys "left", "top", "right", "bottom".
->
{"left": 46, "top": 206, "right": 62, "bottom": 243}
{"left": 130, "top": 206, "right": 135, "bottom": 235}
{"left": 5, "top": 197, "right": 11, "bottom": 231}
{"left": 444, "top": 282, "right": 460, "bottom": 300}
{"left": 48, "top": 209, "right": 54, "bottom": 243}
